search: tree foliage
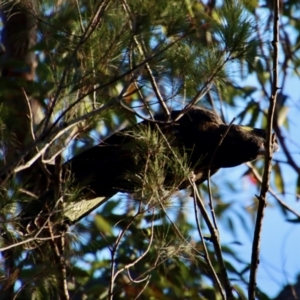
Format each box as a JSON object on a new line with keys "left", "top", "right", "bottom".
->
{"left": 0, "top": 0, "right": 299, "bottom": 299}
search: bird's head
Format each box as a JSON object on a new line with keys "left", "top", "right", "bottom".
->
{"left": 211, "top": 125, "right": 279, "bottom": 168}
{"left": 248, "top": 127, "right": 279, "bottom": 155}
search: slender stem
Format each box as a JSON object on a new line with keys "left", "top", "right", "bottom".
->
{"left": 248, "top": 0, "right": 280, "bottom": 298}
{"left": 191, "top": 180, "right": 225, "bottom": 299}
{"left": 190, "top": 178, "right": 234, "bottom": 299}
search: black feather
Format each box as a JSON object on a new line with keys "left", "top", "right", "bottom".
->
{"left": 19, "top": 107, "right": 278, "bottom": 235}
{"left": 66, "top": 107, "right": 278, "bottom": 197}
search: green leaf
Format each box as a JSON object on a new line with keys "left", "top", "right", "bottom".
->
{"left": 273, "top": 162, "right": 285, "bottom": 194}
{"left": 296, "top": 174, "right": 300, "bottom": 201}
{"left": 94, "top": 214, "right": 113, "bottom": 235}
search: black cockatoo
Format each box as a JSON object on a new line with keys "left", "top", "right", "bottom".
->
{"left": 67, "top": 107, "right": 278, "bottom": 194}
{"left": 21, "top": 107, "right": 278, "bottom": 231}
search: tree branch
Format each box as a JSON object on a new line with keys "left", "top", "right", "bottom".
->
{"left": 248, "top": 0, "right": 280, "bottom": 298}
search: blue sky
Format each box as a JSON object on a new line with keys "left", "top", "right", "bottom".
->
{"left": 211, "top": 67, "right": 300, "bottom": 297}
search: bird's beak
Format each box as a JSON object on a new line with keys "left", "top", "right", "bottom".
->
{"left": 258, "top": 141, "right": 279, "bottom": 155}
{"left": 273, "top": 142, "right": 279, "bottom": 153}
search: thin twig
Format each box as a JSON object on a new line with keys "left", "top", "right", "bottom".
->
{"left": 191, "top": 177, "right": 225, "bottom": 299}
{"left": 0, "top": 198, "right": 64, "bottom": 252}
{"left": 112, "top": 213, "right": 155, "bottom": 282}
{"left": 0, "top": 233, "right": 62, "bottom": 252}
{"left": 173, "top": 55, "right": 231, "bottom": 122}
{"left": 49, "top": 225, "right": 70, "bottom": 300}
{"left": 246, "top": 162, "right": 300, "bottom": 218}
{"left": 108, "top": 211, "right": 151, "bottom": 299}
{"left": 190, "top": 178, "right": 235, "bottom": 300}
{"left": 121, "top": 0, "right": 170, "bottom": 118}
{"left": 43, "top": 0, "right": 112, "bottom": 130}
{"left": 13, "top": 122, "right": 78, "bottom": 174}
{"left": 111, "top": 247, "right": 183, "bottom": 297}
{"left": 159, "top": 203, "right": 205, "bottom": 258}
{"left": 45, "top": 31, "right": 186, "bottom": 138}
{"left": 22, "top": 88, "right": 36, "bottom": 142}
{"left": 22, "top": 88, "right": 53, "bottom": 179}
{"left": 248, "top": 0, "right": 280, "bottom": 298}
{"left": 253, "top": 8, "right": 299, "bottom": 175}
{"left": 133, "top": 275, "right": 151, "bottom": 300}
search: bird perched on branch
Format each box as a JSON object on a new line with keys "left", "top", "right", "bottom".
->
{"left": 66, "top": 107, "right": 278, "bottom": 195}
{"left": 21, "top": 107, "right": 279, "bottom": 232}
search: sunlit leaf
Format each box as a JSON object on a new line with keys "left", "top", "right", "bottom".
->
{"left": 273, "top": 162, "right": 285, "bottom": 194}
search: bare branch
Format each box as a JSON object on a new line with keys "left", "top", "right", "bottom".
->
{"left": 248, "top": 0, "right": 280, "bottom": 298}
{"left": 247, "top": 162, "right": 300, "bottom": 219}
{"left": 191, "top": 175, "right": 225, "bottom": 299}
{"left": 121, "top": 0, "right": 170, "bottom": 118}
{"left": 108, "top": 210, "right": 152, "bottom": 299}
{"left": 190, "top": 178, "right": 234, "bottom": 299}
{"left": 43, "top": 0, "right": 113, "bottom": 129}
